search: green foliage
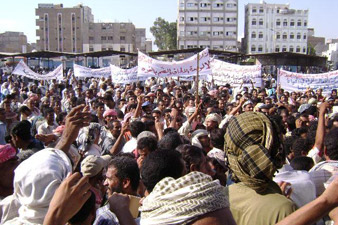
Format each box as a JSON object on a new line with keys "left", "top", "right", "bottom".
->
{"left": 150, "top": 17, "right": 177, "bottom": 50}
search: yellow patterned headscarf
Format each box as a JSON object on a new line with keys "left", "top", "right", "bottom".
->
{"left": 224, "top": 112, "right": 284, "bottom": 193}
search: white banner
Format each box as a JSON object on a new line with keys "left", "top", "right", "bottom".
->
{"left": 12, "top": 60, "right": 63, "bottom": 80}
{"left": 137, "top": 48, "right": 211, "bottom": 79}
{"left": 73, "top": 64, "right": 111, "bottom": 78}
{"left": 210, "top": 59, "right": 262, "bottom": 87}
{"left": 111, "top": 65, "right": 144, "bottom": 84}
{"left": 278, "top": 69, "right": 338, "bottom": 95}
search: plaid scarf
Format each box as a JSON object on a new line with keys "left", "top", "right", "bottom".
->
{"left": 140, "top": 171, "right": 229, "bottom": 225}
{"left": 224, "top": 112, "right": 284, "bottom": 193}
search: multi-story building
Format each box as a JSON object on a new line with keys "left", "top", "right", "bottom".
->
{"left": 35, "top": 3, "right": 94, "bottom": 52}
{"left": 243, "top": 1, "right": 308, "bottom": 54}
{"left": 0, "top": 32, "right": 29, "bottom": 53}
{"left": 323, "top": 43, "right": 338, "bottom": 70}
{"left": 177, "top": 0, "right": 238, "bottom": 51}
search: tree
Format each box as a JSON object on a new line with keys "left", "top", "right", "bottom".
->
{"left": 150, "top": 17, "right": 177, "bottom": 50}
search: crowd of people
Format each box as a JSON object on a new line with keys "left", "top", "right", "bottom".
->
{"left": 0, "top": 69, "right": 338, "bottom": 225}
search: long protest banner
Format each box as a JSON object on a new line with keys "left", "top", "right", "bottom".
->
{"left": 278, "top": 69, "right": 338, "bottom": 94}
{"left": 73, "top": 64, "right": 111, "bottom": 78}
{"left": 12, "top": 60, "right": 63, "bottom": 80}
{"left": 110, "top": 65, "right": 144, "bottom": 84}
{"left": 210, "top": 59, "right": 262, "bottom": 87}
{"left": 137, "top": 48, "right": 211, "bottom": 79}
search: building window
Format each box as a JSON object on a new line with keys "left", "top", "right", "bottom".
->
{"left": 283, "top": 19, "right": 288, "bottom": 26}
{"left": 297, "top": 20, "right": 302, "bottom": 26}
{"left": 200, "top": 3, "right": 208, "bottom": 8}
{"left": 290, "top": 33, "right": 294, "bottom": 39}
{"left": 303, "top": 47, "right": 306, "bottom": 53}
{"left": 252, "top": 7, "right": 257, "bottom": 13}
{"left": 296, "top": 46, "right": 301, "bottom": 52}
{"left": 283, "top": 33, "right": 287, "bottom": 40}
{"left": 303, "top": 34, "right": 307, "bottom": 40}
{"left": 187, "top": 3, "right": 195, "bottom": 7}
{"left": 297, "top": 33, "right": 301, "bottom": 39}
{"left": 121, "top": 47, "right": 126, "bottom": 52}
{"left": 290, "top": 19, "right": 295, "bottom": 26}
{"left": 251, "top": 45, "right": 256, "bottom": 52}
{"left": 101, "top": 36, "right": 106, "bottom": 41}
{"left": 252, "top": 18, "right": 257, "bottom": 25}
{"left": 120, "top": 36, "right": 125, "bottom": 41}
{"left": 108, "top": 36, "right": 113, "bottom": 40}
{"left": 180, "top": 17, "right": 185, "bottom": 21}
{"left": 276, "top": 19, "right": 281, "bottom": 26}
{"left": 259, "top": 32, "right": 263, "bottom": 39}
{"left": 275, "top": 46, "right": 280, "bottom": 52}
{"left": 89, "top": 47, "right": 94, "bottom": 52}
{"left": 213, "top": 17, "right": 222, "bottom": 22}
{"left": 282, "top": 46, "right": 287, "bottom": 52}
{"left": 258, "top": 45, "right": 263, "bottom": 52}
{"left": 227, "top": 3, "right": 236, "bottom": 8}
{"left": 276, "top": 32, "right": 281, "bottom": 39}
{"left": 304, "top": 20, "right": 307, "bottom": 26}
{"left": 214, "top": 3, "right": 223, "bottom": 8}
{"left": 89, "top": 36, "right": 94, "bottom": 41}
{"left": 259, "top": 7, "right": 264, "bottom": 13}
{"left": 251, "top": 32, "right": 256, "bottom": 38}
{"left": 259, "top": 19, "right": 263, "bottom": 25}
{"left": 289, "top": 46, "right": 294, "bottom": 52}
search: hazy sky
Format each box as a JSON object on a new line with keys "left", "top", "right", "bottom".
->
{"left": 0, "top": 0, "right": 337, "bottom": 46}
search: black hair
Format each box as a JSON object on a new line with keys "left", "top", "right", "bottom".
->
{"left": 137, "top": 137, "right": 158, "bottom": 152}
{"left": 210, "top": 128, "right": 225, "bottom": 150}
{"left": 68, "top": 191, "right": 96, "bottom": 224}
{"left": 56, "top": 112, "right": 67, "bottom": 125}
{"left": 129, "top": 121, "right": 145, "bottom": 138}
{"left": 176, "top": 144, "right": 204, "bottom": 172}
{"left": 43, "top": 107, "right": 54, "bottom": 118}
{"left": 18, "top": 105, "right": 30, "bottom": 114}
{"left": 286, "top": 115, "right": 296, "bottom": 131}
{"left": 284, "top": 136, "right": 297, "bottom": 156}
{"left": 109, "top": 156, "right": 140, "bottom": 192}
{"left": 141, "top": 150, "right": 184, "bottom": 192}
{"left": 290, "top": 156, "right": 314, "bottom": 171}
{"left": 292, "top": 138, "right": 311, "bottom": 157}
{"left": 158, "top": 131, "right": 183, "bottom": 150}
{"left": 324, "top": 128, "right": 338, "bottom": 160}
{"left": 11, "top": 120, "right": 32, "bottom": 141}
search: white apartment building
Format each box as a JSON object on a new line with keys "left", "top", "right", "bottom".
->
{"left": 323, "top": 43, "right": 338, "bottom": 70}
{"left": 244, "top": 1, "right": 308, "bottom": 54}
{"left": 177, "top": 0, "right": 238, "bottom": 51}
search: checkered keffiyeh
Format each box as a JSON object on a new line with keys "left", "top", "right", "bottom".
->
{"left": 140, "top": 172, "right": 229, "bottom": 225}
{"left": 224, "top": 112, "right": 284, "bottom": 193}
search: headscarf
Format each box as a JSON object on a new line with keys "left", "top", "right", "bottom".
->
{"left": 103, "top": 109, "right": 117, "bottom": 118}
{"left": 191, "top": 129, "right": 208, "bottom": 149}
{"left": 140, "top": 171, "right": 229, "bottom": 225}
{"left": 3, "top": 148, "right": 72, "bottom": 225}
{"left": 0, "top": 144, "right": 16, "bottom": 164}
{"left": 224, "top": 112, "right": 284, "bottom": 193}
{"left": 204, "top": 113, "right": 222, "bottom": 125}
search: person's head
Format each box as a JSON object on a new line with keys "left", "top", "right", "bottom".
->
{"left": 0, "top": 145, "right": 19, "bottom": 198}
{"left": 204, "top": 113, "right": 221, "bottom": 132}
{"left": 224, "top": 112, "right": 284, "bottom": 193}
{"left": 290, "top": 156, "right": 314, "bottom": 171}
{"left": 324, "top": 127, "right": 338, "bottom": 160}
{"left": 137, "top": 137, "right": 158, "bottom": 158}
{"left": 291, "top": 138, "right": 311, "bottom": 158}
{"left": 103, "top": 109, "right": 117, "bottom": 124}
{"left": 141, "top": 150, "right": 185, "bottom": 192}
{"left": 157, "top": 100, "right": 165, "bottom": 112}
{"left": 43, "top": 107, "right": 55, "bottom": 125}
{"left": 296, "top": 113, "right": 310, "bottom": 128}
{"left": 11, "top": 121, "right": 33, "bottom": 148}
{"left": 243, "top": 101, "right": 254, "bottom": 112}
{"left": 176, "top": 144, "right": 213, "bottom": 176}
{"left": 95, "top": 102, "right": 105, "bottom": 118}
{"left": 104, "top": 156, "right": 140, "bottom": 195}
{"left": 129, "top": 120, "right": 145, "bottom": 138}
{"left": 104, "top": 93, "right": 115, "bottom": 108}
{"left": 158, "top": 131, "right": 184, "bottom": 150}
{"left": 210, "top": 128, "right": 225, "bottom": 150}
{"left": 107, "top": 120, "right": 122, "bottom": 138}
{"left": 68, "top": 191, "right": 96, "bottom": 225}
{"left": 152, "top": 110, "right": 162, "bottom": 121}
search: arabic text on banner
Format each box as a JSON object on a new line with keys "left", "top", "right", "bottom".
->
{"left": 278, "top": 69, "right": 338, "bottom": 95}
{"left": 210, "top": 59, "right": 262, "bottom": 87}
{"left": 137, "top": 48, "right": 211, "bottom": 79}
{"left": 73, "top": 64, "right": 111, "bottom": 78}
{"left": 111, "top": 65, "right": 145, "bottom": 84}
{"left": 12, "top": 61, "right": 63, "bottom": 80}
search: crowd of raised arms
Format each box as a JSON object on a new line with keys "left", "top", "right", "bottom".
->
{"left": 1, "top": 68, "right": 338, "bottom": 225}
